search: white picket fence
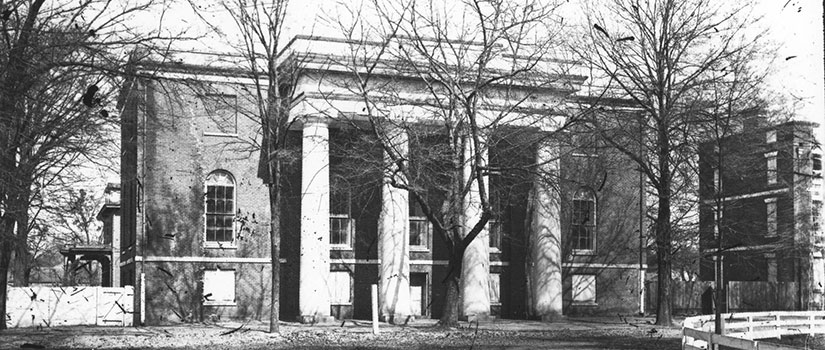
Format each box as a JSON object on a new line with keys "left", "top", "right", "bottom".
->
{"left": 683, "top": 311, "right": 825, "bottom": 350}
{"left": 5, "top": 285, "right": 133, "bottom": 328}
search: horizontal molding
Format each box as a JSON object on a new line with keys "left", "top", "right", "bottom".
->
{"left": 331, "top": 259, "right": 511, "bottom": 266}
{"left": 702, "top": 188, "right": 789, "bottom": 205}
{"left": 563, "top": 262, "right": 647, "bottom": 269}
{"left": 135, "top": 256, "right": 285, "bottom": 264}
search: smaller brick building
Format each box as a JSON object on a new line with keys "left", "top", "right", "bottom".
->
{"left": 699, "top": 120, "right": 824, "bottom": 309}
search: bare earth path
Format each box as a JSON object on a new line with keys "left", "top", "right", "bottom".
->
{"left": 0, "top": 317, "right": 682, "bottom": 349}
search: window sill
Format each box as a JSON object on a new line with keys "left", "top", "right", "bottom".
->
{"left": 331, "top": 303, "right": 352, "bottom": 306}
{"left": 203, "top": 132, "right": 239, "bottom": 138}
{"left": 572, "top": 302, "right": 598, "bottom": 307}
{"left": 489, "top": 247, "right": 502, "bottom": 253}
{"left": 204, "top": 243, "right": 237, "bottom": 250}
{"left": 330, "top": 245, "right": 353, "bottom": 251}
{"left": 572, "top": 250, "right": 596, "bottom": 256}
{"left": 411, "top": 246, "right": 430, "bottom": 252}
{"left": 204, "top": 301, "right": 237, "bottom": 307}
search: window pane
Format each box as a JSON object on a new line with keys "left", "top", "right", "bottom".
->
{"left": 410, "top": 221, "right": 422, "bottom": 246}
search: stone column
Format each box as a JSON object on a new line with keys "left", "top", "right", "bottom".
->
{"left": 530, "top": 140, "right": 563, "bottom": 320}
{"left": 378, "top": 128, "right": 411, "bottom": 323}
{"left": 299, "top": 116, "right": 332, "bottom": 323}
{"left": 461, "top": 136, "right": 491, "bottom": 321}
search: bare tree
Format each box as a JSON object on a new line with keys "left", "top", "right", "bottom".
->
{"left": 0, "top": 0, "right": 178, "bottom": 330}
{"left": 574, "top": 0, "right": 767, "bottom": 325}
{"left": 188, "top": 0, "right": 295, "bottom": 333}
{"left": 326, "top": 0, "right": 576, "bottom": 326}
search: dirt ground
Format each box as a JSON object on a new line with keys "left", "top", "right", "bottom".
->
{"left": 0, "top": 316, "right": 683, "bottom": 349}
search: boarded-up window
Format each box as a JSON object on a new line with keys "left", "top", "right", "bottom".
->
{"left": 572, "top": 274, "right": 596, "bottom": 304}
{"left": 489, "top": 273, "right": 501, "bottom": 305}
{"left": 329, "top": 271, "right": 352, "bottom": 305}
{"left": 202, "top": 94, "right": 238, "bottom": 135}
{"left": 203, "top": 269, "right": 235, "bottom": 305}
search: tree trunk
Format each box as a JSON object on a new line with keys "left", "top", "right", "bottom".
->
{"left": 654, "top": 184, "right": 673, "bottom": 325}
{"left": 0, "top": 217, "right": 16, "bottom": 330}
{"left": 12, "top": 203, "right": 30, "bottom": 287}
{"left": 268, "top": 181, "right": 281, "bottom": 333}
{"left": 439, "top": 256, "right": 462, "bottom": 327}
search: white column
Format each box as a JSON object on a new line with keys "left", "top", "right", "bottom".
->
{"left": 299, "top": 116, "right": 331, "bottom": 322}
{"left": 112, "top": 214, "right": 121, "bottom": 287}
{"left": 530, "top": 140, "right": 563, "bottom": 320}
{"left": 461, "top": 136, "right": 491, "bottom": 321}
{"left": 378, "top": 128, "right": 411, "bottom": 323}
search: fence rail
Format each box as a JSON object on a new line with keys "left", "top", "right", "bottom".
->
{"left": 682, "top": 311, "right": 825, "bottom": 350}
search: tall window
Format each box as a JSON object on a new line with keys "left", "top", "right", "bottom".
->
{"left": 205, "top": 170, "right": 235, "bottom": 245}
{"left": 330, "top": 177, "right": 353, "bottom": 248}
{"left": 572, "top": 188, "right": 596, "bottom": 253}
{"left": 765, "top": 151, "right": 778, "bottom": 185}
{"left": 409, "top": 194, "right": 430, "bottom": 250}
{"left": 765, "top": 198, "right": 777, "bottom": 238}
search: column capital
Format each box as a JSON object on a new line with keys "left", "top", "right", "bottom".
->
{"left": 301, "top": 115, "right": 330, "bottom": 126}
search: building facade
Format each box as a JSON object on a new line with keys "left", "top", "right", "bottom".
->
{"left": 118, "top": 36, "right": 645, "bottom": 324}
{"left": 699, "top": 120, "right": 824, "bottom": 309}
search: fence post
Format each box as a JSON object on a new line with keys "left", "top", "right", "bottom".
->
{"left": 775, "top": 314, "right": 781, "bottom": 339}
{"left": 810, "top": 315, "right": 816, "bottom": 336}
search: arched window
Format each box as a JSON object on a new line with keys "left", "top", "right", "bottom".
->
{"left": 571, "top": 187, "right": 596, "bottom": 253}
{"left": 205, "top": 170, "right": 235, "bottom": 245}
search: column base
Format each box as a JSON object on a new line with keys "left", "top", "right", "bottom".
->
{"left": 299, "top": 315, "right": 337, "bottom": 324}
{"left": 460, "top": 313, "right": 496, "bottom": 322}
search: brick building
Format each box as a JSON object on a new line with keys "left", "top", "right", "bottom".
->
{"left": 699, "top": 120, "right": 824, "bottom": 309}
{"left": 117, "top": 36, "right": 646, "bottom": 325}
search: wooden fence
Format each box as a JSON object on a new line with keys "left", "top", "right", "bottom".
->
{"left": 646, "top": 281, "right": 798, "bottom": 315}
{"left": 683, "top": 311, "right": 825, "bottom": 350}
{"left": 5, "top": 285, "right": 134, "bottom": 328}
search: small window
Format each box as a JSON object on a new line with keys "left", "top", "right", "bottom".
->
{"left": 813, "top": 154, "right": 822, "bottom": 173}
{"left": 330, "top": 177, "right": 353, "bottom": 249}
{"left": 813, "top": 200, "right": 822, "bottom": 233}
{"left": 409, "top": 196, "right": 430, "bottom": 250}
{"left": 202, "top": 94, "right": 238, "bottom": 135}
{"left": 489, "top": 272, "right": 501, "bottom": 305}
{"left": 766, "top": 130, "right": 777, "bottom": 144}
{"left": 203, "top": 269, "right": 235, "bottom": 306}
{"left": 713, "top": 168, "right": 720, "bottom": 194}
{"left": 765, "top": 198, "right": 777, "bottom": 237}
{"left": 329, "top": 271, "right": 352, "bottom": 305}
{"left": 572, "top": 274, "right": 596, "bottom": 304}
{"left": 571, "top": 188, "right": 596, "bottom": 253}
{"left": 205, "top": 170, "right": 235, "bottom": 246}
{"left": 765, "top": 151, "right": 778, "bottom": 185}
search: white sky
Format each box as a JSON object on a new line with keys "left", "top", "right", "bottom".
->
{"left": 142, "top": 0, "right": 824, "bottom": 139}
